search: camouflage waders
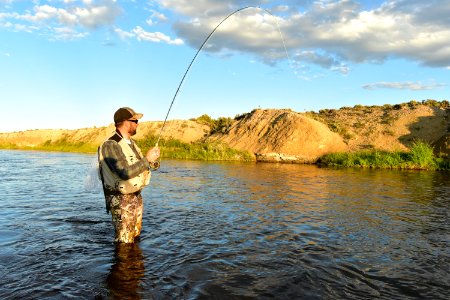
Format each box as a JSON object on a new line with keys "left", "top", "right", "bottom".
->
{"left": 106, "top": 192, "right": 143, "bottom": 243}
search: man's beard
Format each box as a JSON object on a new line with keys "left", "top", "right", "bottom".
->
{"left": 130, "top": 128, "right": 137, "bottom": 136}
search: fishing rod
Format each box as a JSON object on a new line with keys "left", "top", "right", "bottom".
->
{"left": 153, "top": 6, "right": 291, "bottom": 166}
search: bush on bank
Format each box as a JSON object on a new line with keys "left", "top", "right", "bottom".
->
{"left": 318, "top": 141, "right": 449, "bottom": 170}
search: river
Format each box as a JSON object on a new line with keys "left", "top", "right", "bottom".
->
{"left": 0, "top": 150, "right": 449, "bottom": 299}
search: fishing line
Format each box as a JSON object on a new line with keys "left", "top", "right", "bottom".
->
{"left": 155, "top": 6, "right": 292, "bottom": 148}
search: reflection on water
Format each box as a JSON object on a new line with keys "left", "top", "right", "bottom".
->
{"left": 107, "top": 243, "right": 145, "bottom": 299}
{"left": 0, "top": 150, "right": 449, "bottom": 299}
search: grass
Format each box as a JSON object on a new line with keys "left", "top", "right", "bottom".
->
{"left": 318, "top": 141, "right": 449, "bottom": 170}
{"left": 0, "top": 140, "right": 98, "bottom": 153}
{"left": 137, "top": 134, "right": 254, "bottom": 161}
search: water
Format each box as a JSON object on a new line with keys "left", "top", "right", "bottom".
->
{"left": 0, "top": 150, "right": 449, "bottom": 299}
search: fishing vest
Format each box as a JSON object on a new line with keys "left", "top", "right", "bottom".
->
{"left": 98, "top": 136, "right": 151, "bottom": 194}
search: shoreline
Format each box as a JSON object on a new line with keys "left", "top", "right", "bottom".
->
{"left": 2, "top": 140, "right": 448, "bottom": 171}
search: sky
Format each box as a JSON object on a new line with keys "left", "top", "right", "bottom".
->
{"left": 0, "top": 0, "right": 449, "bottom": 132}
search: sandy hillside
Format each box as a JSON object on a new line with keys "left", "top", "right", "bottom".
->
{"left": 212, "top": 109, "right": 347, "bottom": 162}
{"left": 315, "top": 105, "right": 448, "bottom": 152}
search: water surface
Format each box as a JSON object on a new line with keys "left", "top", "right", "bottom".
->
{"left": 0, "top": 150, "right": 449, "bottom": 299}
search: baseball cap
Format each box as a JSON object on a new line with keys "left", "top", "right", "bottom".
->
{"left": 114, "top": 107, "right": 143, "bottom": 123}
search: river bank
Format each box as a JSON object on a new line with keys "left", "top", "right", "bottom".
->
{"left": 1, "top": 101, "right": 449, "bottom": 169}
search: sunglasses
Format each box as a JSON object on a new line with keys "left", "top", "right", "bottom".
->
{"left": 128, "top": 119, "right": 139, "bottom": 124}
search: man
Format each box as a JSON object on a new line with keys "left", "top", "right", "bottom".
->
{"left": 98, "top": 107, "right": 160, "bottom": 243}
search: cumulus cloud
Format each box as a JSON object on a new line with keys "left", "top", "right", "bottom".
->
{"left": 362, "top": 81, "right": 446, "bottom": 91}
{"left": 294, "top": 51, "right": 349, "bottom": 74}
{"left": 155, "top": 0, "right": 450, "bottom": 70}
{"left": 0, "top": 0, "right": 122, "bottom": 39}
{"left": 0, "top": 1, "right": 184, "bottom": 45}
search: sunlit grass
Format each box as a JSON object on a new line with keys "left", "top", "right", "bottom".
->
{"left": 318, "top": 141, "right": 448, "bottom": 170}
{"left": 0, "top": 140, "right": 97, "bottom": 153}
{"left": 137, "top": 134, "right": 254, "bottom": 161}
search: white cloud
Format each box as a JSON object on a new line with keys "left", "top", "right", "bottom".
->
{"left": 0, "top": 0, "right": 122, "bottom": 37}
{"left": 73, "top": 2, "right": 122, "bottom": 29}
{"left": 151, "top": 11, "right": 168, "bottom": 22}
{"left": 362, "top": 81, "right": 446, "bottom": 91}
{"left": 114, "top": 27, "right": 134, "bottom": 40}
{"left": 159, "top": 0, "right": 230, "bottom": 17}
{"left": 294, "top": 50, "right": 349, "bottom": 74}
{"left": 114, "top": 26, "right": 184, "bottom": 45}
{"left": 132, "top": 26, "right": 183, "bottom": 45}
{"left": 155, "top": 0, "right": 450, "bottom": 70}
{"left": 146, "top": 18, "right": 154, "bottom": 26}
{"left": 145, "top": 10, "right": 168, "bottom": 26}
{"left": 53, "top": 26, "right": 89, "bottom": 40}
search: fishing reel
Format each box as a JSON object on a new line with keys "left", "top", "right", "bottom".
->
{"left": 149, "top": 160, "right": 160, "bottom": 170}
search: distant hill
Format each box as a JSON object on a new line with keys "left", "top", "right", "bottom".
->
{"left": 1, "top": 101, "right": 449, "bottom": 162}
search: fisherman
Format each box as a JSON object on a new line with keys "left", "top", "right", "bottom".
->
{"left": 98, "top": 107, "right": 160, "bottom": 243}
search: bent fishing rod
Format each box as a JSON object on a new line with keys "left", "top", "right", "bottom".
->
{"left": 153, "top": 6, "right": 291, "bottom": 166}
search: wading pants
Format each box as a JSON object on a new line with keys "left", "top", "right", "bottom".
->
{"left": 107, "top": 192, "right": 143, "bottom": 243}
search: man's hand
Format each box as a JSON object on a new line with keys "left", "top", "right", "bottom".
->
{"left": 146, "top": 146, "right": 160, "bottom": 163}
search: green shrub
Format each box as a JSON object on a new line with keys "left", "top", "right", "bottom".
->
{"left": 210, "top": 117, "right": 233, "bottom": 134}
{"left": 408, "top": 100, "right": 420, "bottom": 108}
{"left": 319, "top": 141, "right": 446, "bottom": 170}
{"left": 191, "top": 114, "right": 233, "bottom": 135}
{"left": 192, "top": 114, "right": 214, "bottom": 126}
{"left": 440, "top": 100, "right": 449, "bottom": 108}
{"left": 408, "top": 140, "right": 436, "bottom": 169}
{"left": 422, "top": 99, "right": 440, "bottom": 107}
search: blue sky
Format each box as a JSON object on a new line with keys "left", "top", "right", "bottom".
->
{"left": 1, "top": 0, "right": 449, "bottom": 132}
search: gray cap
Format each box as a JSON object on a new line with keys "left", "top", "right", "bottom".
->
{"left": 113, "top": 107, "right": 143, "bottom": 123}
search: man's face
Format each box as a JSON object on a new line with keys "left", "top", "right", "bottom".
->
{"left": 127, "top": 119, "right": 139, "bottom": 136}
